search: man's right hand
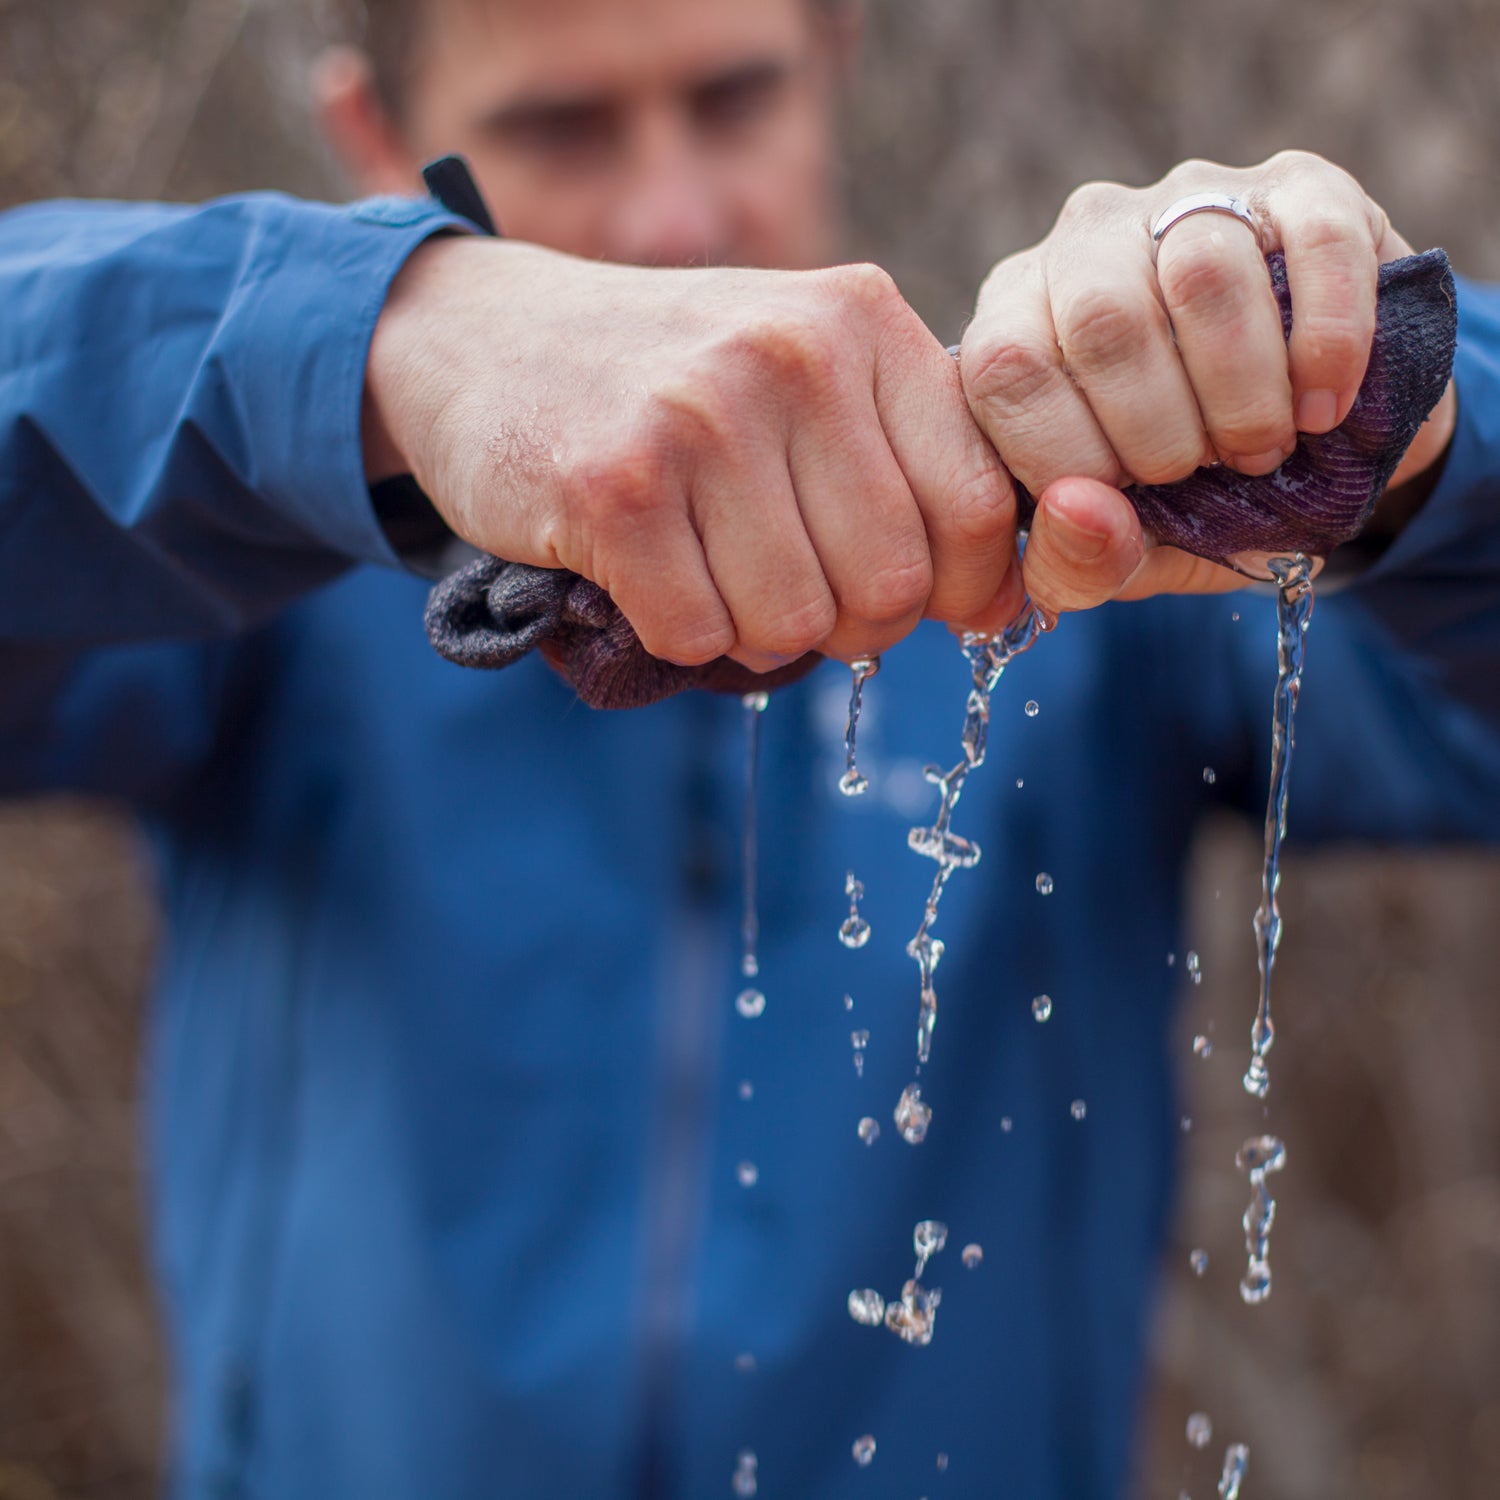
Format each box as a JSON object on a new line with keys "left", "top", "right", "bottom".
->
{"left": 364, "top": 237, "right": 1018, "bottom": 671}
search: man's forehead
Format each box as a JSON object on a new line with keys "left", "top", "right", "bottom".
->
{"left": 419, "top": 0, "right": 817, "bottom": 96}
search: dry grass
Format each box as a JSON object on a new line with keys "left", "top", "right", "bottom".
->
{"left": 2, "top": 1, "right": 1498, "bottom": 1494}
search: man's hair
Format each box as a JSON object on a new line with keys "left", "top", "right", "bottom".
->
{"left": 337, "top": 0, "right": 855, "bottom": 116}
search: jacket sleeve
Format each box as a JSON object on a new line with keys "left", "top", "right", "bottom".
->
{"left": 0, "top": 192, "right": 468, "bottom": 800}
{"left": 1178, "top": 273, "right": 1500, "bottom": 845}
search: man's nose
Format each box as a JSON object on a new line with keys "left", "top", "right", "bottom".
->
{"left": 605, "top": 109, "right": 730, "bottom": 268}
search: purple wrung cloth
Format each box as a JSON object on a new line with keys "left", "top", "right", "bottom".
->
{"left": 425, "top": 249, "right": 1456, "bottom": 711}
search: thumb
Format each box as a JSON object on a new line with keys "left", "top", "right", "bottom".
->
{"left": 1021, "top": 478, "right": 1145, "bottom": 619}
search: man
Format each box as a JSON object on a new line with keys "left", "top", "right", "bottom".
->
{"left": 1, "top": 3, "right": 1496, "bottom": 1499}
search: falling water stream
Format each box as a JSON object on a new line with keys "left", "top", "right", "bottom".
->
{"left": 1244, "top": 556, "right": 1315, "bottom": 1101}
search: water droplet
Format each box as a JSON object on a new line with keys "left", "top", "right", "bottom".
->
{"left": 1167, "top": 951, "right": 1176, "bottom": 967}
{"left": 894, "top": 1083, "right": 932, "bottom": 1144}
{"left": 857, "top": 1116, "right": 880, "bottom": 1145}
{"left": 852, "top": 1435, "right": 876, "bottom": 1468}
{"left": 840, "top": 657, "right": 878, "bottom": 797}
{"left": 1070, "top": 1099, "right": 1087, "bottom": 1121}
{"left": 1202, "top": 766, "right": 1217, "bottom": 785}
{"left": 913, "top": 1219, "right": 948, "bottom": 1273}
{"left": 738, "top": 1080, "right": 754, "bottom": 1101}
{"left": 1235, "top": 1135, "right": 1286, "bottom": 1176}
{"left": 1192, "top": 1034, "right": 1213, "bottom": 1059}
{"left": 1024, "top": 700, "right": 1039, "bottom": 718}
{"left": 843, "top": 993, "right": 855, "bottom": 1011}
{"left": 736, "top": 1161, "right": 759, "bottom": 1188}
{"left": 936, "top": 1453, "right": 949, "bottom": 1472}
{"left": 1015, "top": 777, "right": 1024, "bottom": 789}
{"left": 961, "top": 1243, "right": 983, "bottom": 1269}
{"left": 1190, "top": 1248, "right": 1209, "bottom": 1277}
{"left": 1035, "top": 872, "right": 1054, "bottom": 895}
{"left": 840, "top": 869, "right": 872, "bottom": 948}
{"left": 741, "top": 953, "right": 759, "bottom": 979}
{"left": 1031, "top": 993, "right": 1053, "bottom": 1023}
{"left": 847, "top": 1288, "right": 886, "bottom": 1326}
{"left": 1181, "top": 1115, "right": 1193, "bottom": 1133}
{"left": 733, "top": 1449, "right": 759, "bottom": 1497}
{"left": 734, "top": 1351, "right": 756, "bottom": 1373}
{"left": 1237, "top": 1135, "right": 1286, "bottom": 1304}
{"left": 1187, "top": 1412, "right": 1213, "bottom": 1449}
{"left": 850, "top": 1029, "right": 870, "bottom": 1078}
{"left": 884, "top": 1278, "right": 942, "bottom": 1345}
{"left": 838, "top": 768, "right": 869, "bottom": 796}
{"left": 742, "top": 691, "right": 769, "bottom": 713}
{"left": 1217, "top": 1442, "right": 1249, "bottom": 1500}
{"left": 1186, "top": 950, "right": 1202, "bottom": 984}
{"left": 839, "top": 916, "right": 872, "bottom": 949}
{"left": 1000, "top": 1116, "right": 1013, "bottom": 1133}
{"left": 1231, "top": 610, "right": 1241, "bottom": 622}
{"left": 735, "top": 988, "right": 766, "bottom": 1019}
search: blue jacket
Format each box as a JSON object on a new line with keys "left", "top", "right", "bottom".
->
{"left": 4, "top": 195, "right": 1500, "bottom": 1500}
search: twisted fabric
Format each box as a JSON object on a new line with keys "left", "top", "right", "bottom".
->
{"left": 425, "top": 249, "right": 1457, "bottom": 711}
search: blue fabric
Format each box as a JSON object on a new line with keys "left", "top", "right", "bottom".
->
{"left": 3, "top": 197, "right": 1500, "bottom": 1500}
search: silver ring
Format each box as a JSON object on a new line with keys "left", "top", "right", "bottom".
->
{"left": 1150, "top": 192, "right": 1259, "bottom": 251}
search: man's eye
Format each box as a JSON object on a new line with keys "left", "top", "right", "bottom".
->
{"left": 691, "top": 69, "right": 785, "bottom": 135}
{"left": 501, "top": 107, "right": 619, "bottom": 165}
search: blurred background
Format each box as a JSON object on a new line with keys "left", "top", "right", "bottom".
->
{"left": 1, "top": 1, "right": 1497, "bottom": 1496}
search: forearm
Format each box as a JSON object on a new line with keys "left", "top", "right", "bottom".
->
{"left": 0, "top": 192, "right": 466, "bottom": 647}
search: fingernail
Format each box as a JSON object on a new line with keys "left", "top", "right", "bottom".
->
{"left": 1227, "top": 446, "right": 1291, "bottom": 476}
{"left": 1296, "top": 389, "right": 1339, "bottom": 432}
{"left": 1046, "top": 493, "right": 1111, "bottom": 562}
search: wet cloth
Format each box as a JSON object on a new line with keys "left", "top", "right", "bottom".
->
{"left": 425, "top": 250, "right": 1456, "bottom": 710}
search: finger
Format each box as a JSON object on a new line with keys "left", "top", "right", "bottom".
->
{"left": 1111, "top": 544, "right": 1245, "bottom": 601}
{"left": 597, "top": 502, "right": 738, "bottom": 665}
{"left": 1051, "top": 236, "right": 1225, "bottom": 486}
{"left": 873, "top": 324, "right": 1018, "bottom": 627}
{"left": 1019, "top": 477, "right": 1146, "bottom": 619}
{"left": 1256, "top": 152, "right": 1388, "bottom": 433}
{"left": 961, "top": 248, "right": 1124, "bottom": 497}
{"left": 1154, "top": 212, "right": 1294, "bottom": 474}
{"left": 692, "top": 457, "right": 838, "bottom": 672}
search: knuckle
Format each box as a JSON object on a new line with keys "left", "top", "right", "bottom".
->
{"left": 642, "top": 614, "right": 734, "bottom": 667}
{"left": 828, "top": 260, "right": 903, "bottom": 318}
{"left": 1157, "top": 241, "right": 1250, "bottom": 323}
{"left": 848, "top": 551, "right": 933, "bottom": 625}
{"left": 947, "top": 462, "right": 1015, "bottom": 543}
{"left": 731, "top": 317, "right": 839, "bottom": 398}
{"left": 1056, "top": 286, "right": 1152, "bottom": 375}
{"left": 575, "top": 443, "right": 668, "bottom": 531}
{"left": 1057, "top": 179, "right": 1122, "bottom": 229}
{"left": 964, "top": 332, "right": 1059, "bottom": 419}
{"left": 756, "top": 590, "right": 838, "bottom": 659}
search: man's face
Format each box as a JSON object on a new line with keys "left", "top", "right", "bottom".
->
{"left": 369, "top": 0, "right": 846, "bottom": 270}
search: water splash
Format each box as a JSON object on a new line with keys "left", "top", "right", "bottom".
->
{"left": 903, "top": 607, "right": 1045, "bottom": 1069}
{"left": 733, "top": 1450, "right": 758, "bottom": 1497}
{"left": 839, "top": 657, "right": 879, "bottom": 796}
{"left": 839, "top": 870, "right": 872, "bottom": 949}
{"left": 851, "top": 1030, "right": 870, "bottom": 1078}
{"left": 884, "top": 1278, "right": 942, "bottom": 1345}
{"left": 1245, "top": 555, "right": 1314, "bottom": 1100}
{"left": 1217, "top": 1443, "right": 1249, "bottom": 1499}
{"left": 738, "top": 693, "right": 769, "bottom": 1018}
{"left": 894, "top": 1083, "right": 932, "bottom": 1144}
{"left": 1237, "top": 1134, "right": 1286, "bottom": 1304}
{"left": 847, "top": 1288, "right": 886, "bottom": 1326}
{"left": 913, "top": 1219, "right": 948, "bottom": 1278}
{"left": 852, "top": 1435, "right": 876, "bottom": 1467}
